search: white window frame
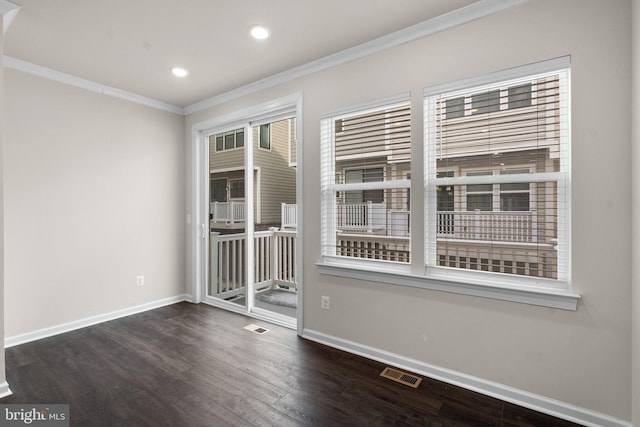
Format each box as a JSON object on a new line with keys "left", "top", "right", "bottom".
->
{"left": 424, "top": 57, "right": 571, "bottom": 290}
{"left": 320, "top": 93, "right": 412, "bottom": 273}
{"left": 317, "top": 57, "right": 579, "bottom": 311}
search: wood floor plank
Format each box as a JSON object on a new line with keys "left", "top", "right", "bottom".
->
{"left": 2, "top": 302, "right": 585, "bottom": 427}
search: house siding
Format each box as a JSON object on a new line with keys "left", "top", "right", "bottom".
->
{"left": 209, "top": 119, "right": 296, "bottom": 226}
{"left": 254, "top": 119, "right": 297, "bottom": 225}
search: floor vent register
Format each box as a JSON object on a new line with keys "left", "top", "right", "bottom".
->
{"left": 243, "top": 324, "right": 270, "bottom": 334}
{"left": 380, "top": 367, "right": 422, "bottom": 389}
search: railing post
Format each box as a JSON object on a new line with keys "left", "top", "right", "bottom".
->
{"left": 230, "top": 201, "right": 236, "bottom": 222}
{"left": 531, "top": 209, "right": 537, "bottom": 243}
{"left": 209, "top": 231, "right": 220, "bottom": 296}
{"left": 212, "top": 201, "right": 218, "bottom": 222}
{"left": 281, "top": 203, "right": 285, "bottom": 228}
{"left": 366, "top": 201, "right": 373, "bottom": 233}
{"left": 269, "top": 227, "right": 279, "bottom": 289}
{"left": 474, "top": 209, "right": 481, "bottom": 240}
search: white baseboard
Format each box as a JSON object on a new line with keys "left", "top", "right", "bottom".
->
{"left": 4, "top": 294, "right": 190, "bottom": 348}
{"left": 0, "top": 382, "right": 12, "bottom": 399}
{"left": 302, "top": 328, "right": 632, "bottom": 427}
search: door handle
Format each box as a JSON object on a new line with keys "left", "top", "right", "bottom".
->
{"left": 201, "top": 224, "right": 207, "bottom": 239}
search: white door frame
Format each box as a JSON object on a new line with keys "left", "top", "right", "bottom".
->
{"left": 190, "top": 92, "right": 303, "bottom": 334}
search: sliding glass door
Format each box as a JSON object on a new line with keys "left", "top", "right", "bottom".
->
{"left": 202, "top": 112, "right": 298, "bottom": 328}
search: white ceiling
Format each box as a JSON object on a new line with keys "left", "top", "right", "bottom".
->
{"left": 4, "top": 0, "right": 478, "bottom": 108}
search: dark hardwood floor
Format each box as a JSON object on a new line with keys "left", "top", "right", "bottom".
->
{"left": 2, "top": 303, "right": 583, "bottom": 426}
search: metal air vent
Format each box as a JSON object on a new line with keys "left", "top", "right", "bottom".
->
{"left": 243, "top": 324, "right": 270, "bottom": 334}
{"left": 380, "top": 367, "right": 422, "bottom": 388}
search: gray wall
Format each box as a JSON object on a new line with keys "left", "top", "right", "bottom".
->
{"left": 632, "top": 0, "right": 639, "bottom": 424}
{"left": 4, "top": 69, "right": 186, "bottom": 337}
{"left": 0, "top": 16, "right": 6, "bottom": 390}
{"left": 185, "top": 0, "right": 633, "bottom": 421}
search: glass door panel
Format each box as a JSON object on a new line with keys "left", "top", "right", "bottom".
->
{"left": 207, "top": 127, "right": 249, "bottom": 310}
{"left": 250, "top": 117, "right": 297, "bottom": 321}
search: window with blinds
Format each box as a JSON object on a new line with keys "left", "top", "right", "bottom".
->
{"left": 321, "top": 97, "right": 411, "bottom": 265}
{"left": 424, "top": 65, "right": 570, "bottom": 283}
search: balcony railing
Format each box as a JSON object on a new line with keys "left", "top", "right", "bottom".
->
{"left": 277, "top": 205, "right": 536, "bottom": 243}
{"left": 437, "top": 210, "right": 537, "bottom": 243}
{"left": 279, "top": 202, "right": 390, "bottom": 234}
{"left": 210, "top": 201, "right": 245, "bottom": 223}
{"left": 337, "top": 202, "right": 386, "bottom": 233}
{"left": 209, "top": 229, "right": 297, "bottom": 299}
{"left": 336, "top": 233, "right": 410, "bottom": 263}
{"left": 281, "top": 203, "right": 297, "bottom": 229}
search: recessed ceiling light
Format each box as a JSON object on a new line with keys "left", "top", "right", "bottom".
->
{"left": 171, "top": 67, "right": 189, "bottom": 78}
{"left": 250, "top": 25, "right": 270, "bottom": 40}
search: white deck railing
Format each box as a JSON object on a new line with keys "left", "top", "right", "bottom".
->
{"left": 209, "top": 229, "right": 297, "bottom": 299}
{"left": 337, "top": 202, "right": 386, "bottom": 233}
{"left": 388, "top": 210, "right": 410, "bottom": 237}
{"left": 280, "top": 202, "right": 391, "bottom": 233}
{"left": 281, "top": 203, "right": 297, "bottom": 229}
{"left": 210, "top": 201, "right": 245, "bottom": 223}
{"left": 437, "top": 210, "right": 537, "bottom": 243}
{"left": 336, "top": 233, "right": 410, "bottom": 263}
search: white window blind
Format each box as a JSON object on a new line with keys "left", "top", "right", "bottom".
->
{"left": 424, "top": 64, "right": 570, "bottom": 284}
{"left": 321, "top": 97, "right": 411, "bottom": 265}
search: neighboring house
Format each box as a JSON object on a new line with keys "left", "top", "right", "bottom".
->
{"left": 432, "top": 73, "right": 564, "bottom": 279}
{"left": 209, "top": 118, "right": 297, "bottom": 230}
{"left": 334, "top": 104, "right": 411, "bottom": 235}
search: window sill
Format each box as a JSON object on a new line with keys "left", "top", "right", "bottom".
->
{"left": 316, "top": 260, "right": 580, "bottom": 311}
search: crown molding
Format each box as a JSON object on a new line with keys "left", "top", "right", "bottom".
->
{"left": 3, "top": 56, "right": 185, "bottom": 115}
{"left": 0, "top": 0, "right": 19, "bottom": 34}
{"left": 183, "top": 0, "right": 528, "bottom": 115}
{"left": 2, "top": 0, "right": 528, "bottom": 116}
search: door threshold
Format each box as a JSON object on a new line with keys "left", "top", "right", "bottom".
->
{"left": 202, "top": 296, "right": 297, "bottom": 330}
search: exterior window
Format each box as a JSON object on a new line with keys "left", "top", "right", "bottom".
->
{"left": 211, "top": 128, "right": 244, "bottom": 151}
{"left": 345, "top": 168, "right": 384, "bottom": 204}
{"left": 499, "top": 169, "right": 530, "bottom": 211}
{"left": 471, "top": 89, "right": 500, "bottom": 115}
{"left": 425, "top": 65, "right": 570, "bottom": 282}
{"left": 508, "top": 83, "right": 532, "bottom": 109}
{"left": 229, "top": 178, "right": 244, "bottom": 199}
{"left": 210, "top": 178, "right": 227, "bottom": 202}
{"left": 321, "top": 97, "right": 411, "bottom": 265}
{"left": 445, "top": 96, "right": 465, "bottom": 119}
{"left": 235, "top": 129, "right": 245, "bottom": 148}
{"left": 443, "top": 83, "right": 534, "bottom": 118}
{"left": 224, "top": 132, "right": 235, "bottom": 149}
{"left": 259, "top": 124, "right": 271, "bottom": 149}
{"left": 465, "top": 171, "right": 492, "bottom": 211}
